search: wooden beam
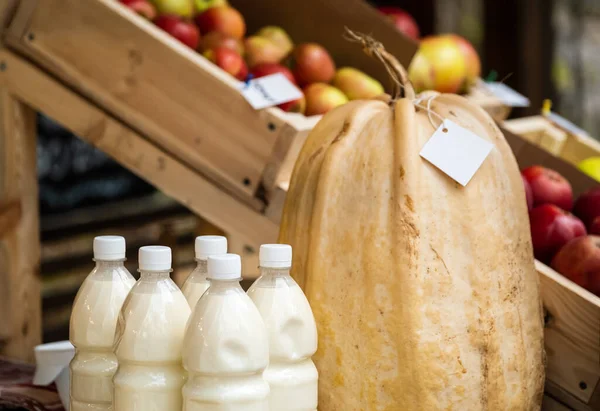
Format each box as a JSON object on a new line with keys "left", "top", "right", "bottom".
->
{"left": 0, "top": 88, "right": 41, "bottom": 362}
{"left": 0, "top": 49, "right": 279, "bottom": 248}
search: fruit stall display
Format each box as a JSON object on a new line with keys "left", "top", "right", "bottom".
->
{"left": 1, "top": 0, "right": 599, "bottom": 408}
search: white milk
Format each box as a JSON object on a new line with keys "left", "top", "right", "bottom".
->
{"left": 113, "top": 246, "right": 191, "bottom": 411}
{"left": 247, "top": 244, "right": 318, "bottom": 411}
{"left": 182, "top": 253, "right": 270, "bottom": 410}
{"left": 182, "top": 236, "right": 227, "bottom": 309}
{"left": 69, "top": 236, "right": 135, "bottom": 411}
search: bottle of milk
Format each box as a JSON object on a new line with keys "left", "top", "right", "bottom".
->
{"left": 113, "top": 246, "right": 191, "bottom": 411}
{"left": 69, "top": 236, "right": 135, "bottom": 411}
{"left": 247, "top": 244, "right": 319, "bottom": 411}
{"left": 181, "top": 235, "right": 227, "bottom": 308}
{"left": 182, "top": 253, "right": 270, "bottom": 410}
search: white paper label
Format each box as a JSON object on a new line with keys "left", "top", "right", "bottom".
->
{"left": 240, "top": 73, "right": 303, "bottom": 110}
{"left": 547, "top": 111, "right": 589, "bottom": 137}
{"left": 484, "top": 82, "right": 530, "bottom": 107}
{"left": 420, "top": 119, "right": 494, "bottom": 186}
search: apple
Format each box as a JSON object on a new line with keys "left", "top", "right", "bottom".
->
{"left": 304, "top": 83, "right": 348, "bottom": 116}
{"left": 578, "top": 157, "right": 600, "bottom": 183}
{"left": 573, "top": 187, "right": 600, "bottom": 228}
{"left": 199, "top": 31, "right": 243, "bottom": 55}
{"left": 291, "top": 43, "right": 336, "bottom": 86}
{"left": 256, "top": 26, "right": 294, "bottom": 57}
{"left": 522, "top": 166, "right": 573, "bottom": 210}
{"left": 155, "top": 15, "right": 200, "bottom": 49}
{"left": 194, "top": 6, "right": 245, "bottom": 39}
{"left": 591, "top": 217, "right": 600, "bottom": 235}
{"left": 244, "top": 36, "right": 286, "bottom": 67}
{"left": 150, "top": 0, "right": 193, "bottom": 18}
{"left": 120, "top": 0, "right": 157, "bottom": 20}
{"left": 377, "top": 6, "right": 420, "bottom": 40}
{"left": 407, "top": 51, "right": 434, "bottom": 93}
{"left": 250, "top": 63, "right": 296, "bottom": 84}
{"left": 530, "top": 204, "right": 587, "bottom": 263}
{"left": 194, "top": 0, "right": 227, "bottom": 14}
{"left": 551, "top": 235, "right": 600, "bottom": 296}
{"left": 447, "top": 34, "right": 481, "bottom": 93}
{"left": 203, "top": 46, "right": 247, "bottom": 80}
{"left": 522, "top": 174, "right": 534, "bottom": 211}
{"left": 279, "top": 94, "right": 306, "bottom": 114}
{"left": 408, "top": 36, "right": 467, "bottom": 94}
{"left": 332, "top": 67, "right": 384, "bottom": 100}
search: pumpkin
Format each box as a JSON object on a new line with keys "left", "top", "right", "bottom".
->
{"left": 279, "top": 32, "right": 545, "bottom": 410}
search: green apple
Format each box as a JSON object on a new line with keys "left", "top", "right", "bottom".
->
{"left": 194, "top": 0, "right": 228, "bottom": 13}
{"left": 578, "top": 157, "right": 600, "bottom": 182}
{"left": 150, "top": 0, "right": 194, "bottom": 17}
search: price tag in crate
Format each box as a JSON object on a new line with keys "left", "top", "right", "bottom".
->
{"left": 240, "top": 73, "right": 303, "bottom": 110}
{"left": 484, "top": 82, "right": 530, "bottom": 107}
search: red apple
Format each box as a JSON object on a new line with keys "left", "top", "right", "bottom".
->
{"left": 408, "top": 36, "right": 467, "bottom": 94}
{"left": 447, "top": 34, "right": 481, "bottom": 93}
{"left": 155, "top": 15, "right": 200, "bottom": 49}
{"left": 291, "top": 43, "right": 336, "bottom": 86}
{"left": 377, "top": 6, "right": 420, "bottom": 40}
{"left": 591, "top": 217, "right": 600, "bottom": 235}
{"left": 194, "top": 6, "right": 245, "bottom": 39}
{"left": 304, "top": 83, "right": 348, "bottom": 116}
{"left": 199, "top": 31, "right": 243, "bottom": 55}
{"left": 244, "top": 36, "right": 287, "bottom": 67}
{"left": 203, "top": 46, "right": 247, "bottom": 80}
{"left": 250, "top": 63, "right": 296, "bottom": 84}
{"left": 573, "top": 186, "right": 600, "bottom": 228}
{"left": 120, "top": 0, "right": 157, "bottom": 20}
{"left": 530, "top": 204, "right": 587, "bottom": 263}
{"left": 551, "top": 235, "right": 600, "bottom": 296}
{"left": 279, "top": 94, "right": 306, "bottom": 114}
{"left": 522, "top": 166, "right": 573, "bottom": 211}
{"left": 522, "top": 174, "right": 534, "bottom": 211}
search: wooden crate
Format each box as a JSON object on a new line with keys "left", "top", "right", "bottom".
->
{"left": 504, "top": 115, "right": 600, "bottom": 168}
{"left": 504, "top": 128, "right": 600, "bottom": 410}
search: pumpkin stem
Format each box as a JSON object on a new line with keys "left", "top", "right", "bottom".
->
{"left": 344, "top": 28, "right": 416, "bottom": 101}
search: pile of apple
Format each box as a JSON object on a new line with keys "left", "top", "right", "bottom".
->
{"left": 523, "top": 165, "right": 600, "bottom": 296}
{"left": 118, "top": 0, "right": 389, "bottom": 116}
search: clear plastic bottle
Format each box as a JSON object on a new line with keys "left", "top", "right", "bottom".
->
{"left": 247, "top": 244, "right": 318, "bottom": 411}
{"left": 181, "top": 235, "right": 228, "bottom": 309}
{"left": 69, "top": 236, "right": 135, "bottom": 411}
{"left": 182, "top": 253, "right": 270, "bottom": 410}
{"left": 113, "top": 246, "right": 191, "bottom": 411}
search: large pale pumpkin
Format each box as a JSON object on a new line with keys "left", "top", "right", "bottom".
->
{"left": 279, "top": 34, "right": 545, "bottom": 410}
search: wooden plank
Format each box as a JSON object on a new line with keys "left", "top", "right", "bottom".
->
{"left": 0, "top": 49, "right": 279, "bottom": 249}
{"left": 5, "top": 0, "right": 282, "bottom": 197}
{"left": 0, "top": 0, "right": 20, "bottom": 43}
{"left": 0, "top": 88, "right": 41, "bottom": 362}
{"left": 504, "top": 116, "right": 568, "bottom": 156}
{"left": 537, "top": 261, "right": 600, "bottom": 404}
{"left": 542, "top": 394, "right": 573, "bottom": 411}
{"left": 560, "top": 132, "right": 600, "bottom": 165}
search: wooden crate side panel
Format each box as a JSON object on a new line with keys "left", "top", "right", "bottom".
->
{"left": 537, "top": 261, "right": 600, "bottom": 404}
{"left": 0, "top": 88, "right": 41, "bottom": 362}
{"left": 560, "top": 132, "right": 600, "bottom": 165}
{"left": 0, "top": 50, "right": 279, "bottom": 248}
{"left": 8, "top": 0, "right": 279, "bottom": 196}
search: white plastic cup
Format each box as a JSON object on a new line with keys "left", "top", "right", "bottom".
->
{"left": 33, "top": 340, "right": 75, "bottom": 410}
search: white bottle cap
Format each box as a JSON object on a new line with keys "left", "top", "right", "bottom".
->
{"left": 139, "top": 246, "right": 172, "bottom": 271}
{"left": 259, "top": 244, "right": 292, "bottom": 268}
{"left": 207, "top": 254, "right": 241, "bottom": 280}
{"left": 93, "top": 236, "right": 126, "bottom": 261}
{"left": 195, "top": 235, "right": 228, "bottom": 260}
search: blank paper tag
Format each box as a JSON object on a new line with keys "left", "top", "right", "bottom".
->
{"left": 484, "top": 82, "right": 530, "bottom": 107}
{"left": 240, "top": 73, "right": 303, "bottom": 110}
{"left": 420, "top": 119, "right": 494, "bottom": 186}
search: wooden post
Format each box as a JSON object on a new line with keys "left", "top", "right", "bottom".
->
{"left": 0, "top": 88, "right": 41, "bottom": 362}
